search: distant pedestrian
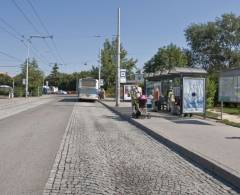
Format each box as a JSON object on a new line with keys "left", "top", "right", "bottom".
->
{"left": 168, "top": 89, "right": 175, "bottom": 114}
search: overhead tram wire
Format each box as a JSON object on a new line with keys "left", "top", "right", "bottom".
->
{"left": 0, "top": 51, "right": 22, "bottom": 63}
{"left": 0, "top": 24, "right": 23, "bottom": 42}
{"left": 0, "top": 17, "right": 23, "bottom": 38}
{"left": 0, "top": 65, "right": 19, "bottom": 67}
{"left": 0, "top": 17, "right": 51, "bottom": 66}
{"left": 22, "top": 0, "right": 61, "bottom": 63}
{"left": 12, "top": 0, "right": 58, "bottom": 63}
{"left": 25, "top": 0, "right": 66, "bottom": 66}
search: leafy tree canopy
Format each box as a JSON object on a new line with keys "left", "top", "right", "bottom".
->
{"left": 46, "top": 63, "right": 61, "bottom": 87}
{"left": 101, "top": 39, "right": 137, "bottom": 91}
{"left": 0, "top": 73, "right": 12, "bottom": 86}
{"left": 16, "top": 58, "right": 44, "bottom": 90}
{"left": 185, "top": 13, "right": 240, "bottom": 72}
{"left": 144, "top": 44, "right": 188, "bottom": 73}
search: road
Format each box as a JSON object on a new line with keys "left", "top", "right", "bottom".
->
{"left": 44, "top": 98, "right": 239, "bottom": 195}
{"left": 0, "top": 96, "right": 75, "bottom": 194}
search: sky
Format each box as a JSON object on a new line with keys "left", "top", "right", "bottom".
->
{"left": 0, "top": 0, "right": 240, "bottom": 76}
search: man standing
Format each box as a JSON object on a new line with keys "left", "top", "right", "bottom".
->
{"left": 153, "top": 87, "right": 160, "bottom": 111}
{"left": 168, "top": 89, "right": 175, "bottom": 114}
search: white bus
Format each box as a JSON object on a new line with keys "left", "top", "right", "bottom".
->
{"left": 78, "top": 78, "right": 98, "bottom": 101}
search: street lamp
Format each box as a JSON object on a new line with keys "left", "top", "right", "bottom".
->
{"left": 92, "top": 35, "right": 104, "bottom": 90}
{"left": 25, "top": 35, "right": 53, "bottom": 98}
{"left": 116, "top": 8, "right": 121, "bottom": 107}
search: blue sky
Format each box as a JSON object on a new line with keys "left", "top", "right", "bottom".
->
{"left": 0, "top": 0, "right": 240, "bottom": 76}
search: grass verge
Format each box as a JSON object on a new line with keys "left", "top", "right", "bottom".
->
{"left": 222, "top": 119, "right": 240, "bottom": 128}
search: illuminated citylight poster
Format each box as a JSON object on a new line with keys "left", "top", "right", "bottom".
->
{"left": 183, "top": 77, "right": 205, "bottom": 113}
{"left": 124, "top": 85, "right": 134, "bottom": 101}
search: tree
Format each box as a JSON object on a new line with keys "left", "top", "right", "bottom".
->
{"left": 47, "top": 63, "right": 61, "bottom": 87}
{"left": 143, "top": 44, "right": 188, "bottom": 73}
{"left": 101, "top": 39, "right": 137, "bottom": 93}
{"left": 0, "top": 73, "right": 12, "bottom": 86}
{"left": 14, "top": 58, "right": 44, "bottom": 96}
{"left": 185, "top": 13, "right": 240, "bottom": 72}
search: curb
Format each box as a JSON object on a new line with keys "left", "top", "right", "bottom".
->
{"left": 99, "top": 100, "right": 240, "bottom": 192}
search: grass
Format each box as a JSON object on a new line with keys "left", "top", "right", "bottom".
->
{"left": 223, "top": 107, "right": 240, "bottom": 115}
{"left": 206, "top": 111, "right": 219, "bottom": 119}
{"left": 222, "top": 119, "right": 240, "bottom": 128}
{"left": 205, "top": 110, "right": 240, "bottom": 128}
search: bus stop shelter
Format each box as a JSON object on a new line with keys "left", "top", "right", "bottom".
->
{"left": 144, "top": 67, "right": 207, "bottom": 115}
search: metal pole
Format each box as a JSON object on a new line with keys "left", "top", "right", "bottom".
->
{"left": 116, "top": 8, "right": 120, "bottom": 107}
{"left": 221, "top": 100, "right": 223, "bottom": 120}
{"left": 26, "top": 39, "right": 30, "bottom": 98}
{"left": 12, "top": 78, "right": 15, "bottom": 98}
{"left": 98, "top": 48, "right": 101, "bottom": 89}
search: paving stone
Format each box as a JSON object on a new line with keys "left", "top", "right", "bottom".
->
{"left": 43, "top": 102, "right": 239, "bottom": 195}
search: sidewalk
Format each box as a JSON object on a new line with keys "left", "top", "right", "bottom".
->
{"left": 100, "top": 99, "right": 240, "bottom": 190}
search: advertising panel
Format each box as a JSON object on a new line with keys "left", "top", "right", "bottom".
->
{"left": 124, "top": 85, "right": 134, "bottom": 101}
{"left": 219, "top": 76, "right": 240, "bottom": 103}
{"left": 183, "top": 77, "right": 205, "bottom": 113}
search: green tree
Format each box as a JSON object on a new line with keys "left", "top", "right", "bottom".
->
{"left": 46, "top": 63, "right": 61, "bottom": 87}
{"left": 0, "top": 73, "right": 12, "bottom": 86}
{"left": 185, "top": 13, "right": 240, "bottom": 72}
{"left": 101, "top": 39, "right": 137, "bottom": 93}
{"left": 144, "top": 44, "right": 188, "bottom": 73}
{"left": 19, "top": 58, "right": 44, "bottom": 96}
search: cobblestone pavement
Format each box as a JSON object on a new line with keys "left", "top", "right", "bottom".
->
{"left": 43, "top": 101, "right": 239, "bottom": 195}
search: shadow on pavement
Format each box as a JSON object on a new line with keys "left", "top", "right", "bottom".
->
{"left": 171, "top": 119, "right": 213, "bottom": 125}
{"left": 59, "top": 97, "right": 78, "bottom": 102}
{"left": 226, "top": 137, "right": 240, "bottom": 139}
{"left": 102, "top": 115, "right": 125, "bottom": 122}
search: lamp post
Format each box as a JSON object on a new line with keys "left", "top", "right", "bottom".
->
{"left": 116, "top": 8, "right": 121, "bottom": 107}
{"left": 93, "top": 35, "right": 103, "bottom": 90}
{"left": 25, "top": 35, "right": 53, "bottom": 98}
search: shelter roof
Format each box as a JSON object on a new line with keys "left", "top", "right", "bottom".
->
{"left": 220, "top": 67, "right": 240, "bottom": 77}
{"left": 144, "top": 67, "right": 207, "bottom": 80}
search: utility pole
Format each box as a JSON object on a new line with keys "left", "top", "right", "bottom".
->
{"left": 25, "top": 35, "right": 53, "bottom": 98}
{"left": 98, "top": 48, "right": 101, "bottom": 89}
{"left": 12, "top": 78, "right": 15, "bottom": 98}
{"left": 25, "top": 39, "right": 30, "bottom": 98}
{"left": 116, "top": 8, "right": 121, "bottom": 107}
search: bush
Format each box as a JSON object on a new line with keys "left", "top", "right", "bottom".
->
{"left": 0, "top": 89, "right": 9, "bottom": 96}
{"left": 206, "top": 77, "right": 217, "bottom": 108}
{"left": 14, "top": 87, "right": 25, "bottom": 97}
{"left": 30, "top": 87, "right": 42, "bottom": 96}
{"left": 105, "top": 86, "right": 115, "bottom": 97}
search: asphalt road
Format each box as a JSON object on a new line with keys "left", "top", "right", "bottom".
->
{"left": 0, "top": 96, "right": 75, "bottom": 194}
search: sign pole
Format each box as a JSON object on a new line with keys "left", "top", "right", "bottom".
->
{"left": 221, "top": 100, "right": 223, "bottom": 120}
{"left": 98, "top": 48, "right": 101, "bottom": 90}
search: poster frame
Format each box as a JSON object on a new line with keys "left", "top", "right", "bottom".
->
{"left": 182, "top": 77, "right": 205, "bottom": 114}
{"left": 123, "top": 84, "right": 134, "bottom": 101}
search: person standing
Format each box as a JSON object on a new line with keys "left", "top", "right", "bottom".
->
{"left": 168, "top": 89, "right": 175, "bottom": 114}
{"left": 153, "top": 87, "right": 160, "bottom": 111}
